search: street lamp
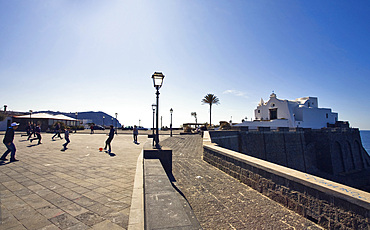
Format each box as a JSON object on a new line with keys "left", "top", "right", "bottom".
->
{"left": 115, "top": 113, "right": 118, "bottom": 134}
{"left": 152, "top": 104, "right": 156, "bottom": 146}
{"left": 103, "top": 116, "right": 105, "bottom": 127}
{"left": 152, "top": 72, "right": 165, "bottom": 149}
{"left": 170, "top": 108, "right": 173, "bottom": 137}
{"left": 29, "top": 110, "right": 33, "bottom": 124}
{"left": 75, "top": 112, "right": 78, "bottom": 133}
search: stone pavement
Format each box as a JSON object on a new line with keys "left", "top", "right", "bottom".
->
{"left": 0, "top": 132, "right": 149, "bottom": 230}
{"left": 161, "top": 135, "right": 323, "bottom": 230}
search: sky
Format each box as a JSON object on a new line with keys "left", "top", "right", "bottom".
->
{"left": 1, "top": 0, "right": 370, "bottom": 129}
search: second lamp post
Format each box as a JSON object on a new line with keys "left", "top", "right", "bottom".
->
{"left": 152, "top": 72, "right": 165, "bottom": 149}
{"left": 170, "top": 108, "right": 173, "bottom": 137}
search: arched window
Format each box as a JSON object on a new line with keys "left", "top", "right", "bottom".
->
{"left": 334, "top": 141, "right": 346, "bottom": 173}
{"left": 346, "top": 141, "right": 355, "bottom": 170}
{"left": 354, "top": 140, "right": 365, "bottom": 169}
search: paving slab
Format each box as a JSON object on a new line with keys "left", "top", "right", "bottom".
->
{"left": 161, "top": 135, "right": 324, "bottom": 230}
{"left": 0, "top": 132, "right": 148, "bottom": 230}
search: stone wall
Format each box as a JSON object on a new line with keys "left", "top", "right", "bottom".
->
{"left": 203, "top": 142, "right": 370, "bottom": 229}
{"left": 209, "top": 128, "right": 370, "bottom": 191}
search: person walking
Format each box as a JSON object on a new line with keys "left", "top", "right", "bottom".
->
{"left": 30, "top": 123, "right": 42, "bottom": 144}
{"left": 133, "top": 125, "right": 138, "bottom": 144}
{"left": 90, "top": 124, "right": 94, "bottom": 134}
{"left": 27, "top": 123, "right": 35, "bottom": 140}
{"left": 0, "top": 122, "right": 19, "bottom": 162}
{"left": 52, "top": 123, "right": 63, "bottom": 140}
{"left": 62, "top": 127, "right": 71, "bottom": 151}
{"left": 21, "top": 122, "right": 31, "bottom": 137}
{"left": 104, "top": 125, "right": 115, "bottom": 153}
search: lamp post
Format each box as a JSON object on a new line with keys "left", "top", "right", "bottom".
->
{"left": 152, "top": 72, "right": 165, "bottom": 149}
{"left": 75, "top": 112, "right": 78, "bottom": 133}
{"left": 115, "top": 113, "right": 118, "bottom": 134}
{"left": 29, "top": 110, "right": 33, "bottom": 124}
{"left": 152, "top": 104, "right": 156, "bottom": 146}
{"left": 170, "top": 108, "right": 173, "bottom": 137}
{"left": 103, "top": 116, "right": 105, "bottom": 127}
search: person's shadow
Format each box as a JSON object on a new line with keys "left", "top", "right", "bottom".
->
{"left": 27, "top": 144, "right": 39, "bottom": 147}
{"left": 0, "top": 160, "right": 12, "bottom": 166}
{"left": 19, "top": 139, "right": 30, "bottom": 142}
{"left": 105, "top": 151, "right": 116, "bottom": 157}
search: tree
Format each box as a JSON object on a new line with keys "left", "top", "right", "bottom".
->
{"left": 201, "top": 94, "right": 220, "bottom": 126}
{"left": 191, "top": 112, "right": 198, "bottom": 127}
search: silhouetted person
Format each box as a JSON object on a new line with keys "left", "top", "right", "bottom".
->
{"left": 133, "top": 125, "right": 138, "bottom": 144}
{"left": 27, "top": 123, "right": 36, "bottom": 140}
{"left": 52, "top": 123, "right": 63, "bottom": 140}
{"left": 22, "top": 122, "right": 31, "bottom": 137}
{"left": 90, "top": 125, "right": 94, "bottom": 134}
{"left": 1, "top": 122, "right": 19, "bottom": 162}
{"left": 104, "top": 125, "right": 115, "bottom": 153}
{"left": 30, "top": 123, "right": 42, "bottom": 144}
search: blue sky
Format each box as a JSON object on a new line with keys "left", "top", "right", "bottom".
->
{"left": 1, "top": 0, "right": 370, "bottom": 129}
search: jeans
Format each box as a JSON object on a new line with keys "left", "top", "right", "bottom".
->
{"left": 105, "top": 138, "right": 113, "bottom": 151}
{"left": 63, "top": 138, "right": 70, "bottom": 148}
{"left": 1, "top": 143, "right": 16, "bottom": 160}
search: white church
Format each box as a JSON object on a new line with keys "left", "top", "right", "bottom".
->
{"left": 234, "top": 92, "right": 338, "bottom": 129}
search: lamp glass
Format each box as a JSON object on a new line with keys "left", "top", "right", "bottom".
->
{"left": 170, "top": 108, "right": 173, "bottom": 114}
{"left": 152, "top": 72, "right": 165, "bottom": 88}
{"left": 152, "top": 104, "right": 156, "bottom": 110}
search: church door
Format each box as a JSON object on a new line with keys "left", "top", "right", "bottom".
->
{"left": 269, "top": 108, "right": 277, "bottom": 120}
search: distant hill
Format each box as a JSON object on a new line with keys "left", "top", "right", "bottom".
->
{"left": 36, "top": 111, "right": 122, "bottom": 127}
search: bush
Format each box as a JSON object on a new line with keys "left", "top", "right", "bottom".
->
{"left": 0, "top": 113, "right": 5, "bottom": 122}
{"left": 183, "top": 125, "right": 192, "bottom": 133}
{"left": 220, "top": 122, "right": 231, "bottom": 130}
{"left": 70, "top": 125, "right": 84, "bottom": 130}
{"left": 51, "top": 122, "right": 66, "bottom": 130}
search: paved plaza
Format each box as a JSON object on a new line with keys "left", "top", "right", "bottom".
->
{"left": 1, "top": 132, "right": 324, "bottom": 230}
{"left": 0, "top": 132, "right": 149, "bottom": 230}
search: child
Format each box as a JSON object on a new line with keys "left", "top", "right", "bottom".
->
{"left": 62, "top": 127, "right": 71, "bottom": 150}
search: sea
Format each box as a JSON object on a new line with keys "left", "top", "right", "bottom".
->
{"left": 360, "top": 130, "right": 370, "bottom": 154}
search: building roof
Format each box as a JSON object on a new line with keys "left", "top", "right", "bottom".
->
{"left": 14, "top": 113, "right": 77, "bottom": 121}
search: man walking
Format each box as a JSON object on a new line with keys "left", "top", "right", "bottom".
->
{"left": 52, "top": 123, "right": 63, "bottom": 140}
{"left": 133, "top": 125, "right": 138, "bottom": 144}
{"left": 30, "top": 123, "right": 42, "bottom": 144}
{"left": 1, "top": 122, "right": 19, "bottom": 162}
{"left": 104, "top": 125, "right": 115, "bottom": 153}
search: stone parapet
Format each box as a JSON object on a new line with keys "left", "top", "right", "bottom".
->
{"left": 203, "top": 137, "right": 370, "bottom": 229}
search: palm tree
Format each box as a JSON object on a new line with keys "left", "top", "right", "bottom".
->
{"left": 201, "top": 94, "right": 220, "bottom": 126}
{"left": 191, "top": 112, "right": 198, "bottom": 127}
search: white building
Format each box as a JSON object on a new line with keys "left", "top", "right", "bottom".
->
{"left": 235, "top": 93, "right": 338, "bottom": 129}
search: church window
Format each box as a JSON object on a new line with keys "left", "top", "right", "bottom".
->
{"left": 258, "top": 110, "right": 260, "bottom": 113}
{"left": 326, "top": 113, "right": 328, "bottom": 118}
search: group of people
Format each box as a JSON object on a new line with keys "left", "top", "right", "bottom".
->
{"left": 1, "top": 122, "right": 123, "bottom": 162}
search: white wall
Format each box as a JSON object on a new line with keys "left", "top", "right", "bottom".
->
{"left": 0, "top": 117, "right": 12, "bottom": 131}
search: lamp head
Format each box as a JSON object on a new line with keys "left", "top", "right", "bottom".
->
{"left": 170, "top": 108, "right": 173, "bottom": 114}
{"left": 152, "top": 72, "right": 165, "bottom": 89}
